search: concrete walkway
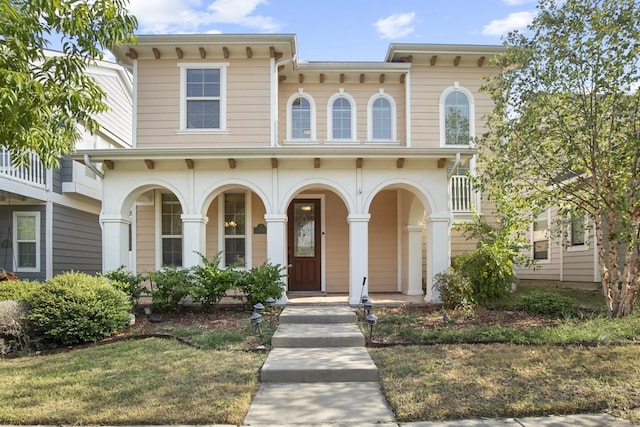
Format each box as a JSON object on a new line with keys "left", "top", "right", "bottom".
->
{"left": 244, "top": 305, "right": 396, "bottom": 425}
{"left": 243, "top": 304, "right": 636, "bottom": 427}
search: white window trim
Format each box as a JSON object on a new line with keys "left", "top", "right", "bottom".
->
{"left": 568, "top": 213, "right": 589, "bottom": 252}
{"left": 218, "top": 191, "right": 252, "bottom": 269}
{"left": 439, "top": 83, "right": 475, "bottom": 147}
{"left": 285, "top": 89, "right": 318, "bottom": 143}
{"left": 327, "top": 90, "right": 358, "bottom": 142}
{"left": 366, "top": 89, "right": 398, "bottom": 143}
{"left": 177, "top": 62, "right": 228, "bottom": 133}
{"left": 531, "top": 209, "right": 551, "bottom": 264}
{"left": 13, "top": 211, "right": 40, "bottom": 272}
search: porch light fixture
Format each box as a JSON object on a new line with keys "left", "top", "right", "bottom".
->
{"left": 366, "top": 313, "right": 378, "bottom": 342}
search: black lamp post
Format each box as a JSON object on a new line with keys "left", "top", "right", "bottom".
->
{"left": 251, "top": 312, "right": 263, "bottom": 340}
{"left": 365, "top": 313, "right": 378, "bottom": 342}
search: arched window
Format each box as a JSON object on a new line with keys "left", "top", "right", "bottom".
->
{"left": 367, "top": 91, "right": 397, "bottom": 142}
{"left": 327, "top": 91, "right": 357, "bottom": 141}
{"left": 286, "top": 91, "right": 317, "bottom": 141}
{"left": 440, "top": 85, "right": 474, "bottom": 146}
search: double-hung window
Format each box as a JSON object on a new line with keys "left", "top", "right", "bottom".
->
{"left": 13, "top": 212, "right": 40, "bottom": 272}
{"left": 179, "top": 63, "right": 227, "bottom": 131}
{"left": 569, "top": 213, "right": 587, "bottom": 249}
{"left": 532, "top": 210, "right": 550, "bottom": 261}
{"left": 440, "top": 85, "right": 474, "bottom": 146}
{"left": 161, "top": 193, "right": 182, "bottom": 267}
{"left": 367, "top": 91, "right": 397, "bottom": 142}
{"left": 223, "top": 193, "right": 247, "bottom": 267}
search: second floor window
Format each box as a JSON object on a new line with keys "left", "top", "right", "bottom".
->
{"left": 332, "top": 98, "right": 352, "bottom": 139}
{"left": 372, "top": 98, "right": 392, "bottom": 139}
{"left": 444, "top": 91, "right": 470, "bottom": 145}
{"left": 292, "top": 97, "right": 311, "bottom": 139}
{"left": 179, "top": 63, "right": 227, "bottom": 131}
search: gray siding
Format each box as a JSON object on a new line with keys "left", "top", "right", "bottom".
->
{"left": 0, "top": 205, "right": 47, "bottom": 282}
{"left": 52, "top": 204, "right": 102, "bottom": 275}
{"left": 60, "top": 156, "right": 73, "bottom": 183}
{"left": 52, "top": 166, "right": 63, "bottom": 194}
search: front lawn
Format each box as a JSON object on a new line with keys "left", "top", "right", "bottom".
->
{"left": 0, "top": 338, "right": 266, "bottom": 425}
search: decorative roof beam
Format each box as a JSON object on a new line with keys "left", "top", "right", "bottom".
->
{"left": 104, "top": 160, "right": 114, "bottom": 170}
{"left": 437, "top": 158, "right": 447, "bottom": 168}
{"left": 199, "top": 47, "right": 206, "bottom": 59}
{"left": 246, "top": 47, "right": 252, "bottom": 58}
{"left": 269, "top": 46, "right": 282, "bottom": 59}
{"left": 430, "top": 55, "right": 437, "bottom": 66}
{"left": 379, "top": 74, "right": 385, "bottom": 83}
{"left": 271, "top": 158, "right": 278, "bottom": 168}
{"left": 477, "top": 56, "right": 485, "bottom": 67}
{"left": 299, "top": 74, "right": 304, "bottom": 83}
{"left": 176, "top": 47, "right": 184, "bottom": 59}
{"left": 314, "top": 158, "right": 321, "bottom": 168}
{"left": 222, "top": 46, "right": 230, "bottom": 58}
{"left": 453, "top": 55, "right": 461, "bottom": 66}
{"left": 185, "top": 159, "right": 194, "bottom": 169}
{"left": 340, "top": 73, "right": 345, "bottom": 83}
{"left": 400, "top": 74, "right": 406, "bottom": 84}
{"left": 397, "top": 158, "right": 405, "bottom": 168}
{"left": 356, "top": 158, "right": 363, "bottom": 168}
{"left": 359, "top": 73, "right": 365, "bottom": 83}
{"left": 319, "top": 73, "right": 325, "bottom": 83}
{"left": 126, "top": 48, "right": 137, "bottom": 59}
{"left": 144, "top": 159, "right": 154, "bottom": 169}
{"left": 228, "top": 158, "right": 236, "bottom": 169}
{"left": 152, "top": 48, "right": 160, "bottom": 59}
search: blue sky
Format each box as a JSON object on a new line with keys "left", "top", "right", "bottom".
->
{"left": 126, "top": 0, "right": 538, "bottom": 61}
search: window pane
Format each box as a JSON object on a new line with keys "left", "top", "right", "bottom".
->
{"left": 571, "top": 215, "right": 586, "bottom": 246}
{"left": 445, "top": 91, "right": 470, "bottom": 145}
{"left": 162, "top": 193, "right": 182, "bottom": 235}
{"left": 162, "top": 238, "right": 182, "bottom": 267}
{"left": 533, "top": 240, "right": 548, "bottom": 260}
{"left": 294, "top": 202, "right": 315, "bottom": 257}
{"left": 187, "top": 100, "right": 220, "bottom": 129}
{"left": 332, "top": 98, "right": 351, "bottom": 139}
{"left": 186, "top": 69, "right": 220, "bottom": 97}
{"left": 372, "top": 98, "right": 391, "bottom": 139}
{"left": 16, "top": 216, "right": 36, "bottom": 240}
{"left": 225, "top": 238, "right": 245, "bottom": 267}
{"left": 17, "top": 242, "right": 36, "bottom": 268}
{"left": 292, "top": 97, "right": 311, "bottom": 138}
{"left": 224, "top": 193, "right": 245, "bottom": 235}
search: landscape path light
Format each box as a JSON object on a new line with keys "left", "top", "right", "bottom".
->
{"left": 365, "top": 313, "right": 378, "bottom": 343}
{"left": 251, "top": 312, "right": 264, "bottom": 340}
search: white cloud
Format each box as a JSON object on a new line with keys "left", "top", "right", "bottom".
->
{"left": 128, "top": 0, "right": 279, "bottom": 34}
{"left": 374, "top": 12, "right": 416, "bottom": 39}
{"left": 482, "top": 11, "right": 536, "bottom": 36}
{"left": 502, "top": 0, "right": 533, "bottom": 5}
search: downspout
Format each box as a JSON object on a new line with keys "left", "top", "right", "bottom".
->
{"left": 84, "top": 155, "right": 104, "bottom": 179}
{"left": 272, "top": 55, "right": 297, "bottom": 147}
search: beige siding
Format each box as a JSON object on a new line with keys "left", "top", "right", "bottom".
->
{"left": 205, "top": 198, "right": 219, "bottom": 260}
{"left": 251, "top": 193, "right": 267, "bottom": 266}
{"left": 369, "top": 190, "right": 398, "bottom": 292}
{"left": 136, "top": 203, "right": 156, "bottom": 274}
{"left": 136, "top": 58, "right": 272, "bottom": 148}
{"left": 322, "top": 191, "right": 349, "bottom": 293}
{"left": 563, "top": 246, "right": 596, "bottom": 282}
{"left": 409, "top": 65, "right": 498, "bottom": 149}
{"left": 278, "top": 83, "right": 406, "bottom": 145}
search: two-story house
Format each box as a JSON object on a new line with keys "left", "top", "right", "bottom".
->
{"left": 0, "top": 55, "right": 133, "bottom": 281}
{"left": 80, "top": 34, "right": 502, "bottom": 304}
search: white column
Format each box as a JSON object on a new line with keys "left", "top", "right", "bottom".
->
{"left": 100, "top": 214, "right": 131, "bottom": 273}
{"left": 348, "top": 214, "right": 370, "bottom": 305}
{"left": 265, "top": 213, "right": 288, "bottom": 303}
{"left": 181, "top": 214, "right": 208, "bottom": 268}
{"left": 425, "top": 216, "right": 451, "bottom": 302}
{"left": 404, "top": 224, "right": 424, "bottom": 296}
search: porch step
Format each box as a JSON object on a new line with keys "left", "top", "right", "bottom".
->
{"left": 271, "top": 323, "right": 365, "bottom": 348}
{"left": 260, "top": 347, "right": 379, "bottom": 383}
{"left": 278, "top": 305, "right": 357, "bottom": 324}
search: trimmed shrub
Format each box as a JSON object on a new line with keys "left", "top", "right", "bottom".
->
{"left": 190, "top": 253, "right": 238, "bottom": 310}
{"left": 148, "top": 266, "right": 193, "bottom": 312}
{"left": 433, "top": 269, "right": 475, "bottom": 310}
{"left": 28, "top": 272, "right": 131, "bottom": 345}
{"left": 452, "top": 245, "right": 516, "bottom": 305}
{"left": 103, "top": 266, "right": 147, "bottom": 305}
{"left": 516, "top": 289, "right": 580, "bottom": 318}
{"left": 0, "top": 280, "right": 42, "bottom": 302}
{"left": 0, "top": 300, "right": 31, "bottom": 355}
{"left": 239, "top": 262, "right": 286, "bottom": 307}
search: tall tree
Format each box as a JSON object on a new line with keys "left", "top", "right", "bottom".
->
{"left": 478, "top": 0, "right": 640, "bottom": 317}
{"left": 0, "top": 0, "right": 137, "bottom": 168}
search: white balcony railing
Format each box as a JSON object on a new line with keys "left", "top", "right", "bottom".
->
{"left": 450, "top": 174, "right": 474, "bottom": 213}
{"left": 0, "top": 147, "right": 46, "bottom": 188}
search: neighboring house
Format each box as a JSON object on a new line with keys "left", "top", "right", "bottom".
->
{"left": 79, "top": 34, "right": 502, "bottom": 304}
{"left": 0, "top": 55, "right": 133, "bottom": 281}
{"left": 513, "top": 208, "right": 600, "bottom": 284}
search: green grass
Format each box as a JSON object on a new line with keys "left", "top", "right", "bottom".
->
{"left": 370, "top": 344, "right": 640, "bottom": 423}
{"left": 0, "top": 338, "right": 266, "bottom": 425}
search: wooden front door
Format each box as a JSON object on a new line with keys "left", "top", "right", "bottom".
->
{"left": 287, "top": 199, "right": 321, "bottom": 291}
